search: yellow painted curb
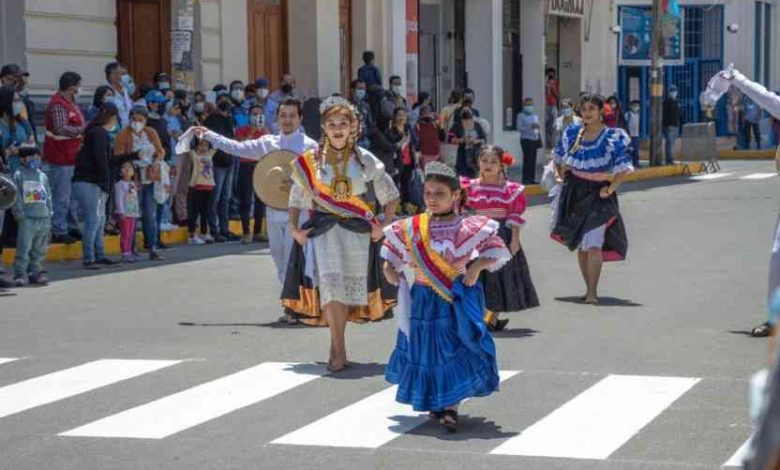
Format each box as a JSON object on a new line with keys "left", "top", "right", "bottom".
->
{"left": 523, "top": 162, "right": 703, "bottom": 197}
{"left": 718, "top": 149, "right": 775, "bottom": 160}
{"left": 2, "top": 219, "right": 264, "bottom": 266}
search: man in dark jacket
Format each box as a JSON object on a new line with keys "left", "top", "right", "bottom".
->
{"left": 204, "top": 92, "right": 239, "bottom": 242}
{"left": 662, "top": 84, "right": 682, "bottom": 165}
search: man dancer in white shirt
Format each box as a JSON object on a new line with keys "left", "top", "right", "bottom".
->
{"left": 193, "top": 97, "right": 318, "bottom": 323}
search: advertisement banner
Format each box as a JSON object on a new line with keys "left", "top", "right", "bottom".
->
{"left": 619, "top": 6, "right": 684, "bottom": 66}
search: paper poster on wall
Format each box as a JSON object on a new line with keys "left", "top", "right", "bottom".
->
{"left": 172, "top": 30, "right": 193, "bottom": 71}
{"left": 619, "top": 6, "right": 684, "bottom": 66}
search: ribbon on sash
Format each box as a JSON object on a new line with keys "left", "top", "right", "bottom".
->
{"left": 290, "top": 150, "right": 378, "bottom": 224}
{"left": 404, "top": 213, "right": 459, "bottom": 303}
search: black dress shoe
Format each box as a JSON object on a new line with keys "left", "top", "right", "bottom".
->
{"left": 68, "top": 229, "right": 83, "bottom": 241}
{"left": 83, "top": 261, "right": 100, "bottom": 270}
{"left": 95, "top": 258, "right": 120, "bottom": 266}
{"left": 224, "top": 232, "right": 240, "bottom": 242}
{"left": 156, "top": 242, "right": 172, "bottom": 250}
{"left": 52, "top": 234, "right": 76, "bottom": 244}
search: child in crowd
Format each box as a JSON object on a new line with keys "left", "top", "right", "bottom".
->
{"left": 461, "top": 146, "right": 539, "bottom": 331}
{"left": 381, "top": 161, "right": 511, "bottom": 431}
{"left": 115, "top": 162, "right": 140, "bottom": 263}
{"left": 626, "top": 100, "right": 642, "bottom": 168}
{"left": 11, "top": 148, "right": 52, "bottom": 286}
{"left": 415, "top": 104, "right": 442, "bottom": 171}
{"left": 187, "top": 138, "right": 216, "bottom": 244}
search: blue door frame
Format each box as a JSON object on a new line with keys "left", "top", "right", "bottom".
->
{"left": 617, "top": 5, "right": 728, "bottom": 138}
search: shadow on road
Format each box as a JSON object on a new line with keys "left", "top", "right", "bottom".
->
{"left": 493, "top": 328, "right": 539, "bottom": 339}
{"left": 178, "top": 320, "right": 311, "bottom": 330}
{"left": 389, "top": 414, "right": 517, "bottom": 441}
{"left": 555, "top": 296, "right": 643, "bottom": 307}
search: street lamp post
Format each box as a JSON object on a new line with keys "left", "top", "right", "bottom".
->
{"left": 649, "top": 0, "right": 664, "bottom": 167}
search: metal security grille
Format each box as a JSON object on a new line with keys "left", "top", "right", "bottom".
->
{"left": 617, "top": 5, "right": 726, "bottom": 137}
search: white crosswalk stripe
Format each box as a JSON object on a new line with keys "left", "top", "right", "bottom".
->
{"left": 489, "top": 374, "right": 700, "bottom": 459}
{"left": 0, "top": 359, "right": 181, "bottom": 419}
{"left": 740, "top": 173, "right": 777, "bottom": 180}
{"left": 61, "top": 362, "right": 326, "bottom": 439}
{"left": 0, "top": 356, "right": 752, "bottom": 465}
{"left": 273, "top": 370, "right": 519, "bottom": 449}
{"left": 723, "top": 436, "right": 752, "bottom": 467}
{"left": 691, "top": 173, "right": 731, "bottom": 181}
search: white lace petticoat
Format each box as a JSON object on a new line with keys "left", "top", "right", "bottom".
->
{"left": 311, "top": 224, "right": 370, "bottom": 306}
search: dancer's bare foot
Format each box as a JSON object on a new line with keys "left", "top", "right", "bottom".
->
{"left": 584, "top": 294, "right": 599, "bottom": 305}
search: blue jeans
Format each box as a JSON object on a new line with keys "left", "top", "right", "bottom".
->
{"left": 211, "top": 164, "right": 235, "bottom": 235}
{"left": 663, "top": 126, "right": 678, "bottom": 164}
{"left": 46, "top": 164, "right": 79, "bottom": 235}
{"left": 13, "top": 217, "right": 50, "bottom": 277}
{"left": 72, "top": 182, "right": 107, "bottom": 262}
{"left": 630, "top": 136, "right": 640, "bottom": 167}
{"left": 140, "top": 183, "right": 159, "bottom": 252}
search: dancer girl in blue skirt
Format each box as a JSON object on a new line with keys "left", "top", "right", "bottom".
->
{"left": 381, "top": 161, "right": 511, "bottom": 431}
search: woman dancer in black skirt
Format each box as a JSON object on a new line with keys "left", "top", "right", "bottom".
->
{"left": 461, "top": 145, "right": 539, "bottom": 331}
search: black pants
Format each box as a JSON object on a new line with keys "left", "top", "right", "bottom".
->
{"left": 187, "top": 189, "right": 213, "bottom": 235}
{"left": 521, "top": 138, "right": 540, "bottom": 184}
{"left": 237, "top": 162, "right": 265, "bottom": 235}
{"left": 399, "top": 163, "right": 415, "bottom": 206}
{"left": 743, "top": 122, "right": 761, "bottom": 149}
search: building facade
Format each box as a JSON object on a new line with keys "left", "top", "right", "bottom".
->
{"left": 0, "top": 0, "right": 776, "bottom": 150}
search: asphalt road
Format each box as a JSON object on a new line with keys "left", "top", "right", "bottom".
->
{"left": 0, "top": 161, "right": 776, "bottom": 470}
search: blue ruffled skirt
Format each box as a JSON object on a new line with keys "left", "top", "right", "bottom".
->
{"left": 385, "top": 279, "right": 500, "bottom": 411}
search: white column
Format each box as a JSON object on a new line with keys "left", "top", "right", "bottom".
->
{"left": 520, "top": 0, "right": 546, "bottom": 127}
{"left": 465, "top": 0, "right": 501, "bottom": 137}
{"left": 383, "top": 0, "right": 407, "bottom": 86}
{"left": 288, "top": 0, "right": 340, "bottom": 98}
{"left": 219, "top": 0, "right": 249, "bottom": 84}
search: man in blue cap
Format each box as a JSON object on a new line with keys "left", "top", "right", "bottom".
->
{"left": 144, "top": 90, "right": 173, "bottom": 250}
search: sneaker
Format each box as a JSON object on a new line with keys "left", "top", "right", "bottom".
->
{"left": 252, "top": 233, "right": 269, "bottom": 243}
{"left": 214, "top": 234, "right": 227, "bottom": 243}
{"left": 51, "top": 233, "right": 76, "bottom": 245}
{"left": 202, "top": 234, "right": 215, "bottom": 244}
{"left": 68, "top": 229, "right": 83, "bottom": 241}
{"left": 188, "top": 236, "right": 205, "bottom": 245}
{"left": 83, "top": 261, "right": 100, "bottom": 270}
{"left": 13, "top": 276, "right": 27, "bottom": 287}
{"left": 104, "top": 224, "right": 120, "bottom": 236}
{"left": 157, "top": 242, "right": 172, "bottom": 250}
{"left": 149, "top": 251, "right": 164, "bottom": 261}
{"left": 95, "top": 258, "right": 120, "bottom": 266}
{"left": 132, "top": 251, "right": 145, "bottom": 262}
{"left": 241, "top": 234, "right": 252, "bottom": 245}
{"left": 160, "top": 222, "right": 178, "bottom": 232}
{"left": 28, "top": 272, "right": 49, "bottom": 285}
{"left": 224, "top": 232, "right": 240, "bottom": 242}
{"left": 120, "top": 254, "right": 135, "bottom": 264}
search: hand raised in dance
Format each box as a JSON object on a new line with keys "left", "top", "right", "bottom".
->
{"left": 191, "top": 126, "right": 209, "bottom": 139}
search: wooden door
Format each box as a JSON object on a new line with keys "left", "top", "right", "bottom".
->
{"left": 248, "top": 0, "right": 288, "bottom": 90}
{"left": 117, "top": 0, "right": 171, "bottom": 89}
{"left": 339, "top": 0, "right": 352, "bottom": 95}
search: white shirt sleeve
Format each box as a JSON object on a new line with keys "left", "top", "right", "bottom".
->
{"left": 732, "top": 70, "right": 780, "bottom": 120}
{"left": 203, "top": 130, "right": 267, "bottom": 160}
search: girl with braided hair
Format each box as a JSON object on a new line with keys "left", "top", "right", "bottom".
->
{"left": 551, "top": 93, "right": 633, "bottom": 305}
{"left": 282, "top": 96, "right": 399, "bottom": 372}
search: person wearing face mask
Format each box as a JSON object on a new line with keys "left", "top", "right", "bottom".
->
{"left": 243, "top": 84, "right": 258, "bottom": 110}
{"left": 381, "top": 76, "right": 409, "bottom": 123}
{"left": 86, "top": 86, "right": 115, "bottom": 122}
{"left": 104, "top": 62, "right": 134, "bottom": 128}
{"left": 1, "top": 64, "right": 36, "bottom": 142}
{"left": 192, "top": 91, "right": 208, "bottom": 124}
{"left": 234, "top": 104, "right": 268, "bottom": 244}
{"left": 254, "top": 78, "right": 271, "bottom": 109}
{"left": 203, "top": 93, "right": 241, "bottom": 242}
{"left": 516, "top": 97, "right": 543, "bottom": 184}
{"left": 349, "top": 79, "right": 374, "bottom": 149}
{"left": 114, "top": 106, "right": 166, "bottom": 261}
{"left": 144, "top": 90, "right": 176, "bottom": 240}
{"left": 663, "top": 84, "right": 682, "bottom": 165}
{"left": 43, "top": 71, "right": 87, "bottom": 245}
{"left": 264, "top": 74, "right": 298, "bottom": 134}
{"left": 11, "top": 147, "right": 52, "bottom": 286}
{"left": 154, "top": 72, "right": 171, "bottom": 94}
{"left": 625, "top": 100, "right": 642, "bottom": 168}
{"left": 553, "top": 98, "right": 582, "bottom": 150}
{"left": 229, "top": 80, "right": 250, "bottom": 128}
{"left": 72, "top": 103, "right": 124, "bottom": 269}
